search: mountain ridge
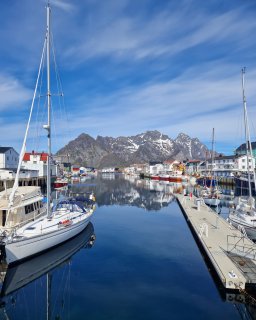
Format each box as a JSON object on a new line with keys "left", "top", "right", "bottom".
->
{"left": 56, "top": 130, "right": 209, "bottom": 168}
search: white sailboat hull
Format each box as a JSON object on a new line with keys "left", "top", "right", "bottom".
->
{"left": 5, "top": 215, "right": 91, "bottom": 265}
{"left": 228, "top": 215, "right": 256, "bottom": 240}
{"left": 203, "top": 198, "right": 221, "bottom": 207}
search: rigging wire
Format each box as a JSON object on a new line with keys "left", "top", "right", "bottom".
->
{"left": 50, "top": 26, "right": 72, "bottom": 155}
{"left": 33, "top": 42, "right": 46, "bottom": 153}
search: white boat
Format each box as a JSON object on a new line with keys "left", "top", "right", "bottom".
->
{"left": 228, "top": 68, "right": 256, "bottom": 238}
{"left": 201, "top": 187, "right": 221, "bottom": 207}
{"left": 2, "top": 3, "right": 96, "bottom": 265}
{"left": 1, "top": 222, "right": 95, "bottom": 297}
{"left": 0, "top": 224, "right": 96, "bottom": 319}
{"left": 0, "top": 186, "right": 46, "bottom": 231}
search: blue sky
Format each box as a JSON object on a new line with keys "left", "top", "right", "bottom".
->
{"left": 1, "top": 0, "right": 256, "bottom": 155}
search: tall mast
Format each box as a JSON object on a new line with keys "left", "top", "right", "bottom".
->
{"left": 241, "top": 67, "right": 254, "bottom": 199}
{"left": 210, "top": 128, "right": 215, "bottom": 189}
{"left": 45, "top": 3, "right": 51, "bottom": 218}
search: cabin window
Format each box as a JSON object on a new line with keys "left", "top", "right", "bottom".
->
{"left": 25, "top": 204, "right": 35, "bottom": 214}
{"left": 2, "top": 210, "right": 6, "bottom": 227}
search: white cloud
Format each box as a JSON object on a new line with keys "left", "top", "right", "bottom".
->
{"left": 0, "top": 74, "right": 32, "bottom": 111}
{"left": 51, "top": 0, "right": 76, "bottom": 12}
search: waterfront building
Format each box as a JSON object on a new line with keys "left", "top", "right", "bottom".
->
{"left": 0, "top": 147, "right": 19, "bottom": 169}
{"left": 123, "top": 163, "right": 147, "bottom": 175}
{"left": 148, "top": 162, "right": 164, "bottom": 175}
{"left": 199, "top": 154, "right": 255, "bottom": 177}
{"left": 22, "top": 151, "right": 59, "bottom": 177}
{"left": 185, "top": 160, "right": 203, "bottom": 174}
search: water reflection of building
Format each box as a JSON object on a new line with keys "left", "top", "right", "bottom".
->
{"left": 69, "top": 174, "right": 176, "bottom": 211}
{"left": 100, "top": 172, "right": 117, "bottom": 180}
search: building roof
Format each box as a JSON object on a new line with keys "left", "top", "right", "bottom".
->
{"left": 149, "top": 161, "right": 163, "bottom": 165}
{"left": 23, "top": 151, "right": 48, "bottom": 161}
{"left": 215, "top": 155, "right": 242, "bottom": 160}
{"left": 186, "top": 160, "right": 201, "bottom": 163}
{"left": 0, "top": 147, "right": 13, "bottom": 154}
{"left": 236, "top": 141, "right": 256, "bottom": 152}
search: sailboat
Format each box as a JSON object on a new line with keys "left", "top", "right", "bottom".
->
{"left": 228, "top": 68, "right": 256, "bottom": 239}
{"left": 201, "top": 128, "right": 221, "bottom": 207}
{"left": 0, "top": 223, "right": 95, "bottom": 319}
{"left": 1, "top": 223, "right": 95, "bottom": 298}
{"left": 1, "top": 3, "right": 96, "bottom": 265}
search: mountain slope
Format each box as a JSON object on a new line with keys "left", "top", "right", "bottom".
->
{"left": 56, "top": 130, "right": 209, "bottom": 168}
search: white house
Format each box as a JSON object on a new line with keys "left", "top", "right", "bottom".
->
{"left": 21, "top": 151, "right": 59, "bottom": 177}
{"left": 200, "top": 154, "right": 255, "bottom": 177}
{"left": 148, "top": 162, "right": 164, "bottom": 175}
{"left": 185, "top": 160, "right": 203, "bottom": 174}
{"left": 0, "top": 147, "right": 19, "bottom": 169}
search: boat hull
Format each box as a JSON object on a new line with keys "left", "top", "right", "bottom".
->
{"left": 2, "top": 223, "right": 94, "bottom": 296}
{"left": 203, "top": 198, "right": 221, "bottom": 207}
{"left": 53, "top": 182, "right": 68, "bottom": 189}
{"left": 5, "top": 216, "right": 91, "bottom": 265}
{"left": 228, "top": 215, "right": 256, "bottom": 240}
{"left": 169, "top": 176, "right": 182, "bottom": 183}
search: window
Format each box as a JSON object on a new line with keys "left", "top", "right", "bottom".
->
{"left": 25, "top": 203, "right": 35, "bottom": 214}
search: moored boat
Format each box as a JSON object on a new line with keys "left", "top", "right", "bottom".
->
{"left": 1, "top": 3, "right": 96, "bottom": 265}
{"left": 0, "top": 186, "right": 46, "bottom": 231}
{"left": 53, "top": 177, "right": 68, "bottom": 189}
{"left": 228, "top": 68, "right": 256, "bottom": 238}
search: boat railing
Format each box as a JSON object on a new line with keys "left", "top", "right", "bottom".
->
{"left": 2, "top": 208, "right": 47, "bottom": 237}
{"left": 227, "top": 234, "right": 256, "bottom": 260}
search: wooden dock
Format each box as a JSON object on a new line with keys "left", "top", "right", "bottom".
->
{"left": 176, "top": 193, "right": 256, "bottom": 290}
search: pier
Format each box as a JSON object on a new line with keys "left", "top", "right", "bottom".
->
{"left": 176, "top": 193, "right": 256, "bottom": 290}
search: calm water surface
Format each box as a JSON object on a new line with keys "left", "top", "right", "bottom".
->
{"left": 0, "top": 174, "right": 255, "bottom": 319}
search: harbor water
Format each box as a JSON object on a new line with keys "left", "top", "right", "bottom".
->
{"left": 0, "top": 174, "right": 255, "bottom": 319}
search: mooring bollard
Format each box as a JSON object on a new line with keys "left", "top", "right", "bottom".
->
{"left": 196, "top": 198, "right": 201, "bottom": 211}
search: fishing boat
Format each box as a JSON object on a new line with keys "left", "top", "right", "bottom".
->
{"left": 228, "top": 68, "right": 256, "bottom": 239}
{"left": 53, "top": 177, "right": 68, "bottom": 189}
{"left": 1, "top": 3, "right": 96, "bottom": 265}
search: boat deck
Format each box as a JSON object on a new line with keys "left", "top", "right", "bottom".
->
{"left": 176, "top": 193, "right": 256, "bottom": 290}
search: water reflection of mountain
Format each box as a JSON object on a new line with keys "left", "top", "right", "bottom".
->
{"left": 70, "top": 174, "right": 176, "bottom": 211}
{"left": 0, "top": 223, "right": 95, "bottom": 313}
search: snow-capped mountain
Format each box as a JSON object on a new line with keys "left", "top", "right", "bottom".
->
{"left": 56, "top": 130, "right": 209, "bottom": 168}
